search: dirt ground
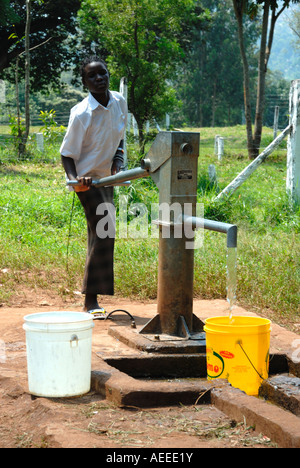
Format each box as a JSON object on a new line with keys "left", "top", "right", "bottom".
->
{"left": 0, "top": 290, "right": 296, "bottom": 449}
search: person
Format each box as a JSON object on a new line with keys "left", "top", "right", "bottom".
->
{"left": 60, "top": 55, "right": 128, "bottom": 312}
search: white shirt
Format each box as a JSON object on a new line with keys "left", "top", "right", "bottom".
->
{"left": 60, "top": 91, "right": 127, "bottom": 179}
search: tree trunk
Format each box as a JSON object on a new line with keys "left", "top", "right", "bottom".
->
{"left": 232, "top": 0, "right": 254, "bottom": 159}
{"left": 20, "top": 0, "right": 31, "bottom": 157}
{"left": 253, "top": 0, "right": 270, "bottom": 159}
{"left": 15, "top": 56, "right": 23, "bottom": 157}
{"left": 232, "top": 0, "right": 288, "bottom": 160}
{"left": 198, "top": 96, "right": 203, "bottom": 127}
{"left": 136, "top": 116, "right": 146, "bottom": 155}
{"left": 211, "top": 80, "right": 217, "bottom": 127}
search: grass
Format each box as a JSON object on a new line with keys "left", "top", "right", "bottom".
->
{"left": 0, "top": 125, "right": 299, "bottom": 327}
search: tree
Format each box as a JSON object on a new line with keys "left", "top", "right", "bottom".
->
{"left": 21, "top": 0, "right": 31, "bottom": 157}
{"left": 173, "top": 0, "right": 259, "bottom": 127}
{"left": 0, "top": 0, "right": 18, "bottom": 26}
{"left": 232, "top": 0, "right": 300, "bottom": 159}
{"left": 289, "top": 4, "right": 300, "bottom": 41}
{"left": 79, "top": 0, "right": 208, "bottom": 153}
{"left": 0, "top": 0, "right": 81, "bottom": 91}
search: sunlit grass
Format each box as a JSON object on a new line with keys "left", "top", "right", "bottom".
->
{"left": 0, "top": 126, "right": 299, "bottom": 327}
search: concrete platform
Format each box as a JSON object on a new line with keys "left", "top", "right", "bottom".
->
{"left": 259, "top": 374, "right": 300, "bottom": 416}
{"left": 91, "top": 299, "right": 300, "bottom": 448}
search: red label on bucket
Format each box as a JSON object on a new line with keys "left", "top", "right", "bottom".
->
{"left": 220, "top": 350, "right": 235, "bottom": 359}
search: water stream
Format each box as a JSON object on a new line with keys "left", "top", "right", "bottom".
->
{"left": 226, "top": 247, "right": 237, "bottom": 322}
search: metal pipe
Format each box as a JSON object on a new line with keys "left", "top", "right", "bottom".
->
{"left": 67, "top": 167, "right": 149, "bottom": 188}
{"left": 181, "top": 215, "right": 237, "bottom": 248}
{"left": 157, "top": 230, "right": 195, "bottom": 335}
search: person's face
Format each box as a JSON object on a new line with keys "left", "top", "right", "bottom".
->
{"left": 83, "top": 61, "right": 110, "bottom": 96}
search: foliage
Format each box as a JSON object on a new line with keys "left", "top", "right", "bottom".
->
{"left": 0, "top": 0, "right": 19, "bottom": 26}
{"left": 0, "top": 0, "right": 81, "bottom": 91}
{"left": 0, "top": 125, "right": 298, "bottom": 323}
{"left": 38, "top": 109, "right": 66, "bottom": 144}
{"left": 290, "top": 4, "right": 300, "bottom": 44}
{"left": 8, "top": 114, "right": 25, "bottom": 153}
{"left": 232, "top": 0, "right": 300, "bottom": 159}
{"left": 172, "top": 0, "right": 259, "bottom": 127}
{"left": 8, "top": 113, "right": 25, "bottom": 139}
{"left": 31, "top": 85, "right": 86, "bottom": 125}
{"left": 263, "top": 70, "right": 290, "bottom": 127}
{"left": 0, "top": 0, "right": 296, "bottom": 135}
{"left": 268, "top": 5, "right": 300, "bottom": 80}
{"left": 78, "top": 0, "right": 210, "bottom": 151}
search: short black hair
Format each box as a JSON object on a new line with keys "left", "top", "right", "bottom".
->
{"left": 80, "top": 55, "right": 108, "bottom": 81}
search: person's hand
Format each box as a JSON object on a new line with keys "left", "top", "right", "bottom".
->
{"left": 74, "top": 177, "right": 92, "bottom": 192}
{"left": 111, "top": 159, "right": 123, "bottom": 175}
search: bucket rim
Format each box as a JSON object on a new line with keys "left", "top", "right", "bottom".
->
{"left": 204, "top": 315, "right": 271, "bottom": 333}
{"left": 205, "top": 315, "right": 271, "bottom": 324}
{"left": 23, "top": 311, "right": 94, "bottom": 325}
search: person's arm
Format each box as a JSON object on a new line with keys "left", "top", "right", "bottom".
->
{"left": 61, "top": 155, "right": 92, "bottom": 192}
{"left": 111, "top": 140, "right": 125, "bottom": 175}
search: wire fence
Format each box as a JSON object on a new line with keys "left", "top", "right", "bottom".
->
{"left": 0, "top": 78, "right": 292, "bottom": 165}
{"left": 0, "top": 78, "right": 291, "bottom": 131}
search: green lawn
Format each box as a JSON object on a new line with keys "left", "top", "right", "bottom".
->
{"left": 0, "top": 126, "right": 299, "bottom": 328}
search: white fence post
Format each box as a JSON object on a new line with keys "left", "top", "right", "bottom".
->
{"left": 273, "top": 105, "right": 279, "bottom": 139}
{"left": 166, "top": 114, "right": 170, "bottom": 130}
{"left": 119, "top": 77, "right": 128, "bottom": 167}
{"left": 36, "top": 132, "right": 44, "bottom": 152}
{"left": 287, "top": 80, "right": 300, "bottom": 205}
{"left": 127, "top": 113, "right": 132, "bottom": 132}
{"left": 217, "top": 137, "right": 224, "bottom": 161}
{"left": 208, "top": 164, "right": 217, "bottom": 185}
{"left": 0, "top": 80, "right": 5, "bottom": 103}
{"left": 132, "top": 115, "right": 138, "bottom": 137}
{"left": 214, "top": 135, "right": 220, "bottom": 155}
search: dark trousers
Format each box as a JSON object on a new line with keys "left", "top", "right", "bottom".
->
{"left": 76, "top": 186, "right": 115, "bottom": 296}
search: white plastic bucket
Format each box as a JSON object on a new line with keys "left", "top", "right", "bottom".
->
{"left": 23, "top": 312, "right": 94, "bottom": 398}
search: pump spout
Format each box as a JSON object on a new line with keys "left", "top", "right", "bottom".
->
{"left": 181, "top": 215, "right": 238, "bottom": 248}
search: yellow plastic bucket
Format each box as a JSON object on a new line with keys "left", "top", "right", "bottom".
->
{"left": 204, "top": 316, "right": 271, "bottom": 396}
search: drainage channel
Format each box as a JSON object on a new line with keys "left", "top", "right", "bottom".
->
{"left": 91, "top": 322, "right": 300, "bottom": 448}
{"left": 81, "top": 131, "right": 300, "bottom": 446}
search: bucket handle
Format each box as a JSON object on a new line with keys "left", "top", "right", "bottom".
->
{"left": 70, "top": 334, "right": 79, "bottom": 348}
{"left": 237, "top": 340, "right": 265, "bottom": 381}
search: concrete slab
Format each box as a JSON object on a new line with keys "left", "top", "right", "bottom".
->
{"left": 211, "top": 386, "right": 300, "bottom": 449}
{"left": 91, "top": 357, "right": 225, "bottom": 407}
{"left": 108, "top": 324, "right": 206, "bottom": 354}
{"left": 259, "top": 374, "right": 300, "bottom": 416}
{"left": 91, "top": 299, "right": 300, "bottom": 448}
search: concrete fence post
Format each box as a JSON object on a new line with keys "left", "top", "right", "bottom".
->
{"left": 0, "top": 79, "right": 5, "bottom": 103}
{"left": 214, "top": 135, "right": 220, "bottom": 155}
{"left": 287, "top": 80, "right": 300, "bottom": 205}
{"left": 218, "top": 137, "right": 224, "bottom": 161}
{"left": 119, "top": 77, "right": 128, "bottom": 167}
{"left": 36, "top": 132, "right": 44, "bottom": 152}
{"left": 273, "top": 105, "right": 279, "bottom": 139}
